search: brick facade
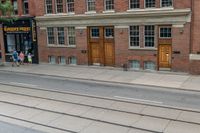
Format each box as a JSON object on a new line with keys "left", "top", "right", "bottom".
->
{"left": 1, "top": 0, "right": 200, "bottom": 74}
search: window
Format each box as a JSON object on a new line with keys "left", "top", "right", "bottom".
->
{"left": 161, "top": 0, "right": 172, "bottom": 7}
{"left": 105, "top": 0, "right": 114, "bottom": 10}
{"left": 105, "top": 27, "right": 114, "bottom": 38}
{"left": 87, "top": 0, "right": 96, "bottom": 11}
{"left": 145, "top": 0, "right": 155, "bottom": 8}
{"left": 13, "top": 0, "right": 18, "bottom": 15}
{"left": 47, "top": 27, "right": 55, "bottom": 44}
{"left": 69, "top": 56, "right": 77, "bottom": 65}
{"left": 91, "top": 27, "right": 99, "bottom": 38}
{"left": 48, "top": 56, "right": 56, "bottom": 64}
{"left": 22, "top": 0, "right": 29, "bottom": 14}
{"left": 68, "top": 27, "right": 76, "bottom": 46}
{"left": 57, "top": 27, "right": 65, "bottom": 45}
{"left": 145, "top": 25, "right": 155, "bottom": 47}
{"left": 59, "top": 56, "right": 66, "bottom": 64}
{"left": 130, "top": 60, "right": 140, "bottom": 70}
{"left": 130, "top": 26, "right": 140, "bottom": 47}
{"left": 160, "top": 27, "right": 172, "bottom": 38}
{"left": 6, "top": 34, "right": 15, "bottom": 53}
{"left": 144, "top": 61, "right": 155, "bottom": 70}
{"left": 130, "top": 0, "right": 140, "bottom": 9}
{"left": 56, "top": 0, "right": 63, "bottom": 13}
{"left": 67, "top": 0, "right": 74, "bottom": 13}
{"left": 46, "top": 0, "right": 53, "bottom": 14}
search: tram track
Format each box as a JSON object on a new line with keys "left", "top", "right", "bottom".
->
{"left": 0, "top": 82, "right": 200, "bottom": 133}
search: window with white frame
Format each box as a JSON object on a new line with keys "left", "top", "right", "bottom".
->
{"left": 57, "top": 27, "right": 65, "bottom": 45}
{"left": 160, "top": 27, "right": 172, "bottom": 38}
{"left": 46, "top": 0, "right": 53, "bottom": 14}
{"left": 69, "top": 56, "right": 77, "bottom": 64}
{"left": 130, "top": 0, "right": 140, "bottom": 9}
{"left": 91, "top": 27, "right": 100, "bottom": 38}
{"left": 145, "top": 0, "right": 155, "bottom": 8}
{"left": 105, "top": 0, "right": 114, "bottom": 10}
{"left": 56, "top": 0, "right": 63, "bottom": 13}
{"left": 144, "top": 61, "right": 155, "bottom": 70}
{"left": 47, "top": 27, "right": 55, "bottom": 44}
{"left": 58, "top": 56, "right": 66, "bottom": 64}
{"left": 161, "top": 0, "right": 172, "bottom": 7}
{"left": 105, "top": 27, "right": 114, "bottom": 38}
{"left": 66, "top": 0, "right": 74, "bottom": 13}
{"left": 130, "top": 60, "right": 140, "bottom": 70}
{"left": 48, "top": 56, "right": 56, "bottom": 64}
{"left": 87, "top": 0, "right": 96, "bottom": 11}
{"left": 145, "top": 25, "right": 155, "bottom": 47}
{"left": 68, "top": 27, "right": 76, "bottom": 46}
{"left": 130, "top": 26, "right": 140, "bottom": 47}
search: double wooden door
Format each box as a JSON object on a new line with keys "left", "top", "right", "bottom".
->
{"left": 159, "top": 44, "right": 172, "bottom": 68}
{"left": 88, "top": 26, "right": 115, "bottom": 66}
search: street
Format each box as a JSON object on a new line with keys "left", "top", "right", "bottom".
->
{"left": 0, "top": 71, "right": 200, "bottom": 110}
{"left": 0, "top": 71, "right": 200, "bottom": 132}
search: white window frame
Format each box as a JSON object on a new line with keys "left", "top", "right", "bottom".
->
{"left": 144, "top": 0, "right": 156, "bottom": 8}
{"left": 48, "top": 56, "right": 56, "bottom": 64}
{"left": 129, "top": 25, "right": 140, "bottom": 48}
{"left": 90, "top": 27, "right": 100, "bottom": 38}
{"left": 144, "top": 61, "right": 156, "bottom": 70}
{"left": 144, "top": 25, "right": 155, "bottom": 48}
{"left": 129, "top": 0, "right": 140, "bottom": 9}
{"left": 87, "top": 0, "right": 96, "bottom": 12}
{"left": 58, "top": 56, "right": 66, "bottom": 64}
{"left": 57, "top": 27, "right": 65, "bottom": 45}
{"left": 45, "top": 0, "right": 53, "bottom": 14}
{"left": 104, "top": 0, "right": 114, "bottom": 11}
{"left": 129, "top": 60, "right": 140, "bottom": 70}
{"left": 159, "top": 26, "right": 172, "bottom": 39}
{"left": 66, "top": 0, "right": 75, "bottom": 13}
{"left": 160, "top": 0, "right": 173, "bottom": 8}
{"left": 47, "top": 27, "right": 55, "bottom": 45}
{"left": 56, "top": 0, "right": 64, "bottom": 13}
{"left": 67, "top": 27, "right": 76, "bottom": 46}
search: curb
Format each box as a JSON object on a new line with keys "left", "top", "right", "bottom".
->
{"left": 0, "top": 69, "right": 200, "bottom": 93}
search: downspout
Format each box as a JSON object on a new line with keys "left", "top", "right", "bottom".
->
{"left": 190, "top": 0, "right": 194, "bottom": 54}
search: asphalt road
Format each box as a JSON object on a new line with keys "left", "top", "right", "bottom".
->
{"left": 1, "top": 71, "right": 200, "bottom": 110}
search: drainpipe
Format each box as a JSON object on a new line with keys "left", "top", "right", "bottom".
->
{"left": 190, "top": 0, "right": 194, "bottom": 54}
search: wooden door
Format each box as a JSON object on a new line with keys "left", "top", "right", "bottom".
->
{"left": 88, "top": 26, "right": 115, "bottom": 66}
{"left": 91, "top": 43, "right": 100, "bottom": 65}
{"left": 159, "top": 44, "right": 172, "bottom": 68}
{"left": 104, "top": 42, "right": 114, "bottom": 66}
{"left": 104, "top": 27, "right": 114, "bottom": 66}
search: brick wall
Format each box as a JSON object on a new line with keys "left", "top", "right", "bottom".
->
{"left": 38, "top": 27, "right": 88, "bottom": 65}
{"left": 172, "top": 23, "right": 191, "bottom": 72}
{"left": 189, "top": 0, "right": 200, "bottom": 74}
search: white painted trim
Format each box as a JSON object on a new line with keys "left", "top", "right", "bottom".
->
{"left": 103, "top": 10, "right": 115, "bottom": 13}
{"left": 172, "top": 24, "right": 184, "bottom": 28}
{"left": 75, "top": 27, "right": 87, "bottom": 29}
{"left": 115, "top": 26, "right": 129, "bottom": 29}
{"left": 85, "top": 11, "right": 97, "bottom": 14}
{"left": 190, "top": 54, "right": 200, "bottom": 60}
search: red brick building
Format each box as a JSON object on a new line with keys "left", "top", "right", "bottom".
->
{"left": 1, "top": 0, "right": 200, "bottom": 74}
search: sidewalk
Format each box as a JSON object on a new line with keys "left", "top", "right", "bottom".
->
{"left": 0, "top": 63, "right": 200, "bottom": 92}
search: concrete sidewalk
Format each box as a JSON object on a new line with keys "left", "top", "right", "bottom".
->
{"left": 0, "top": 64, "right": 200, "bottom": 92}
